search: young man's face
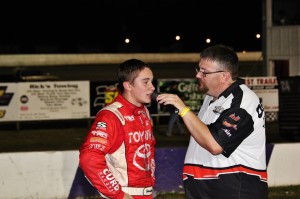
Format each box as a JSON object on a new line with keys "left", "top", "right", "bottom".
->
{"left": 126, "top": 67, "right": 155, "bottom": 106}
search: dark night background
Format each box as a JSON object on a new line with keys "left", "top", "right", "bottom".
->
{"left": 0, "top": 0, "right": 263, "bottom": 54}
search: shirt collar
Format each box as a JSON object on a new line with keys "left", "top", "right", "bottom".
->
{"left": 115, "top": 94, "right": 145, "bottom": 114}
{"left": 218, "top": 78, "right": 245, "bottom": 99}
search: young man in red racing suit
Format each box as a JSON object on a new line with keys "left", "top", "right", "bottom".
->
{"left": 79, "top": 59, "right": 156, "bottom": 199}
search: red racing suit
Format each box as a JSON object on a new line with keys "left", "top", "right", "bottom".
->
{"left": 79, "top": 95, "right": 156, "bottom": 199}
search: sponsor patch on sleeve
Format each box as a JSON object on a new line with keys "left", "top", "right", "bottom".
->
{"left": 96, "top": 121, "right": 107, "bottom": 129}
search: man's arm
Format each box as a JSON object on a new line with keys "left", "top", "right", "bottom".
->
{"left": 156, "top": 93, "right": 223, "bottom": 155}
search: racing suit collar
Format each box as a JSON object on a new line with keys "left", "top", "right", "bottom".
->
{"left": 116, "top": 94, "right": 145, "bottom": 115}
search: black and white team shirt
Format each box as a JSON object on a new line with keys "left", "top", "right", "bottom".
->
{"left": 183, "top": 78, "right": 268, "bottom": 198}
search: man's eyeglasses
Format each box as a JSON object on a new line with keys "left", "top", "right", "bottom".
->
{"left": 195, "top": 67, "right": 225, "bottom": 77}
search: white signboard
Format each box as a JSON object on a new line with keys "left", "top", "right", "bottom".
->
{"left": 0, "top": 83, "right": 18, "bottom": 121}
{"left": 17, "top": 81, "right": 90, "bottom": 120}
{"left": 243, "top": 77, "right": 278, "bottom": 112}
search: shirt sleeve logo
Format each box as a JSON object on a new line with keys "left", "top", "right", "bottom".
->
{"left": 229, "top": 113, "right": 240, "bottom": 121}
{"left": 90, "top": 137, "right": 107, "bottom": 144}
{"left": 222, "top": 113, "right": 240, "bottom": 130}
{"left": 91, "top": 130, "right": 108, "bottom": 138}
{"left": 96, "top": 121, "right": 107, "bottom": 129}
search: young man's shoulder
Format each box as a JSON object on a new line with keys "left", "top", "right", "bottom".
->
{"left": 98, "top": 102, "right": 125, "bottom": 125}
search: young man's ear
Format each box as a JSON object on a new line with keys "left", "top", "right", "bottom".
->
{"left": 123, "top": 82, "right": 131, "bottom": 90}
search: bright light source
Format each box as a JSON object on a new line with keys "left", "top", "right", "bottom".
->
{"left": 175, "top": 35, "right": 181, "bottom": 41}
{"left": 125, "top": 38, "right": 130, "bottom": 44}
{"left": 256, "top": 34, "right": 261, "bottom": 39}
{"left": 205, "top": 38, "right": 211, "bottom": 44}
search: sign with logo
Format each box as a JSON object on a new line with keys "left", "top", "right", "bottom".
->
{"left": 0, "top": 83, "right": 18, "bottom": 121}
{"left": 157, "top": 79, "right": 205, "bottom": 113}
{"left": 90, "top": 81, "right": 119, "bottom": 117}
{"left": 243, "top": 77, "right": 278, "bottom": 112}
{"left": 17, "top": 81, "right": 90, "bottom": 120}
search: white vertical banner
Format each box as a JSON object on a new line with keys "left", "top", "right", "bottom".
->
{"left": 17, "top": 81, "right": 90, "bottom": 120}
{"left": 0, "top": 83, "right": 18, "bottom": 121}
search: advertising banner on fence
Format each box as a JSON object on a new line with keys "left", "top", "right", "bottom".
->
{"left": 0, "top": 83, "right": 18, "bottom": 121}
{"left": 17, "top": 81, "right": 90, "bottom": 120}
{"left": 90, "top": 81, "right": 119, "bottom": 117}
{"left": 0, "top": 77, "right": 278, "bottom": 122}
{"left": 157, "top": 79, "right": 205, "bottom": 113}
{"left": 243, "top": 76, "right": 278, "bottom": 112}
